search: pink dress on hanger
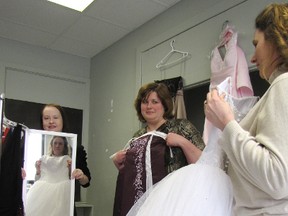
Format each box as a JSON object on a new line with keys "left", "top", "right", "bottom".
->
{"left": 202, "top": 25, "right": 254, "bottom": 145}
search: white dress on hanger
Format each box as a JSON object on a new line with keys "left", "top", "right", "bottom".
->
{"left": 127, "top": 78, "right": 258, "bottom": 216}
{"left": 25, "top": 155, "right": 71, "bottom": 216}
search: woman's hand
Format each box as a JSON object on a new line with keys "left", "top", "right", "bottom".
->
{"left": 112, "top": 150, "right": 127, "bottom": 170}
{"left": 67, "top": 159, "right": 72, "bottom": 175}
{"left": 72, "top": 168, "right": 89, "bottom": 185}
{"left": 21, "top": 168, "right": 26, "bottom": 179}
{"left": 35, "top": 160, "right": 41, "bottom": 175}
{"left": 204, "top": 89, "right": 234, "bottom": 131}
{"left": 166, "top": 132, "right": 202, "bottom": 163}
{"left": 166, "top": 132, "right": 186, "bottom": 148}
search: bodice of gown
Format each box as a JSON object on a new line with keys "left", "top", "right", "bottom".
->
{"left": 210, "top": 26, "right": 253, "bottom": 97}
{"left": 197, "top": 78, "right": 258, "bottom": 169}
{"left": 210, "top": 29, "right": 238, "bottom": 86}
{"left": 39, "top": 155, "right": 70, "bottom": 183}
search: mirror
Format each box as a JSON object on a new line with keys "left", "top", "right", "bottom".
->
{"left": 22, "top": 129, "right": 77, "bottom": 216}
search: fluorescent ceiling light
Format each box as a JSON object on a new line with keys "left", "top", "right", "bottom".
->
{"left": 47, "top": 0, "right": 94, "bottom": 12}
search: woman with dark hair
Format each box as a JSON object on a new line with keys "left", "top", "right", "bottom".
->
{"left": 41, "top": 103, "right": 91, "bottom": 187}
{"left": 40, "top": 104, "right": 91, "bottom": 216}
{"left": 112, "top": 82, "right": 205, "bottom": 216}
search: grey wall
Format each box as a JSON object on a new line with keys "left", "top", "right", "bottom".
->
{"left": 89, "top": 0, "right": 279, "bottom": 215}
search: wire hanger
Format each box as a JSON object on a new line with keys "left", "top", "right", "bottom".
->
{"left": 156, "top": 40, "right": 189, "bottom": 69}
{"left": 218, "top": 20, "right": 235, "bottom": 47}
{"left": 217, "top": 20, "right": 236, "bottom": 60}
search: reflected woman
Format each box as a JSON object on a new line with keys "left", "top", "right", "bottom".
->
{"left": 26, "top": 136, "right": 71, "bottom": 216}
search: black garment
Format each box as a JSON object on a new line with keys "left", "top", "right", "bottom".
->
{"left": 0, "top": 125, "right": 24, "bottom": 216}
{"left": 76, "top": 145, "right": 91, "bottom": 188}
{"left": 155, "top": 76, "right": 183, "bottom": 98}
{"left": 74, "top": 145, "right": 91, "bottom": 216}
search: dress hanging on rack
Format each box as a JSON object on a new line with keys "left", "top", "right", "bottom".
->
{"left": 0, "top": 94, "right": 4, "bottom": 175}
{"left": 0, "top": 124, "right": 25, "bottom": 216}
{"left": 202, "top": 22, "right": 254, "bottom": 145}
{"left": 155, "top": 76, "right": 187, "bottom": 119}
{"left": 0, "top": 95, "right": 26, "bottom": 216}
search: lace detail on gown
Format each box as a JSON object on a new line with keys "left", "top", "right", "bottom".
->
{"left": 197, "top": 77, "right": 258, "bottom": 169}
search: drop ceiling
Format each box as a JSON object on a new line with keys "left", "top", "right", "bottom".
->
{"left": 0, "top": 0, "right": 182, "bottom": 58}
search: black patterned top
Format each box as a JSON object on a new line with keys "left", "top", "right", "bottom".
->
{"left": 133, "top": 119, "right": 205, "bottom": 173}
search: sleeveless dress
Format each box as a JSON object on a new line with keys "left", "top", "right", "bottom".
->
{"left": 203, "top": 25, "right": 254, "bottom": 145}
{"left": 113, "top": 131, "right": 169, "bottom": 216}
{"left": 127, "top": 78, "right": 258, "bottom": 216}
{"left": 25, "top": 155, "right": 71, "bottom": 216}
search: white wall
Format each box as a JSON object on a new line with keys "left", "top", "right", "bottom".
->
{"left": 89, "top": 0, "right": 281, "bottom": 215}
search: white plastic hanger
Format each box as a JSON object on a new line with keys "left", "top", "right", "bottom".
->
{"left": 156, "top": 40, "right": 189, "bottom": 69}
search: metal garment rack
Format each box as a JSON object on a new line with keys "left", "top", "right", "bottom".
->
{"left": 0, "top": 93, "right": 5, "bottom": 175}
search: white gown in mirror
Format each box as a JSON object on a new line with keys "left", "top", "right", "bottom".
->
{"left": 25, "top": 155, "right": 71, "bottom": 216}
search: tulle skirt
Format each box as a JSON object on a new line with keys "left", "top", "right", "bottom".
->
{"left": 127, "top": 164, "right": 233, "bottom": 216}
{"left": 25, "top": 180, "right": 71, "bottom": 216}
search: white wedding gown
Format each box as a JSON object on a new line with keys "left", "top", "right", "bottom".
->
{"left": 25, "top": 155, "right": 71, "bottom": 216}
{"left": 127, "top": 78, "right": 258, "bottom": 216}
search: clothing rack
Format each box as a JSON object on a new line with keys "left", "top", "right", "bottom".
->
{"left": 0, "top": 94, "right": 29, "bottom": 175}
{"left": 0, "top": 93, "right": 5, "bottom": 175}
{"left": 156, "top": 39, "right": 190, "bottom": 69}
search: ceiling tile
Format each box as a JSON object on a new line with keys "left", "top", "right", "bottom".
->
{"left": 50, "top": 37, "right": 101, "bottom": 58}
{"left": 152, "top": 0, "right": 181, "bottom": 7}
{"left": 0, "top": 0, "right": 184, "bottom": 58}
{"left": 85, "top": 0, "right": 169, "bottom": 30}
{"left": 62, "top": 16, "right": 129, "bottom": 47}
{"left": 0, "top": 20, "right": 57, "bottom": 47}
{"left": 0, "top": 0, "right": 80, "bottom": 34}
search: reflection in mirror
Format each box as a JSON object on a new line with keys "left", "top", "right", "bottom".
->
{"left": 23, "top": 129, "right": 77, "bottom": 216}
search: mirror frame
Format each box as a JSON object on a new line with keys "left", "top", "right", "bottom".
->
{"left": 22, "top": 129, "right": 77, "bottom": 216}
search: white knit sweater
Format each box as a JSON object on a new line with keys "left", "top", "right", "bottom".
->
{"left": 221, "top": 70, "right": 288, "bottom": 216}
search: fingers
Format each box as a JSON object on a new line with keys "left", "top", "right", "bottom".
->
{"left": 72, "top": 169, "right": 84, "bottom": 180}
{"left": 112, "top": 150, "right": 127, "bottom": 170}
{"left": 67, "top": 160, "right": 72, "bottom": 168}
{"left": 166, "top": 132, "right": 183, "bottom": 147}
{"left": 206, "top": 89, "right": 225, "bottom": 103}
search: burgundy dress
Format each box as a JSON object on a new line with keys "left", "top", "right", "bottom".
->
{"left": 113, "top": 131, "right": 168, "bottom": 216}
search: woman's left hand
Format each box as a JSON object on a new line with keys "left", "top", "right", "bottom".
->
{"left": 72, "top": 168, "right": 88, "bottom": 185}
{"left": 205, "top": 89, "right": 234, "bottom": 131}
{"left": 166, "top": 132, "right": 186, "bottom": 147}
{"left": 21, "top": 168, "right": 26, "bottom": 179}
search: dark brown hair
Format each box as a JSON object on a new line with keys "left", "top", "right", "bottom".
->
{"left": 41, "top": 103, "right": 70, "bottom": 132}
{"left": 134, "top": 82, "right": 174, "bottom": 122}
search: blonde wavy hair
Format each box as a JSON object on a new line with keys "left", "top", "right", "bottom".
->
{"left": 48, "top": 136, "right": 71, "bottom": 156}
